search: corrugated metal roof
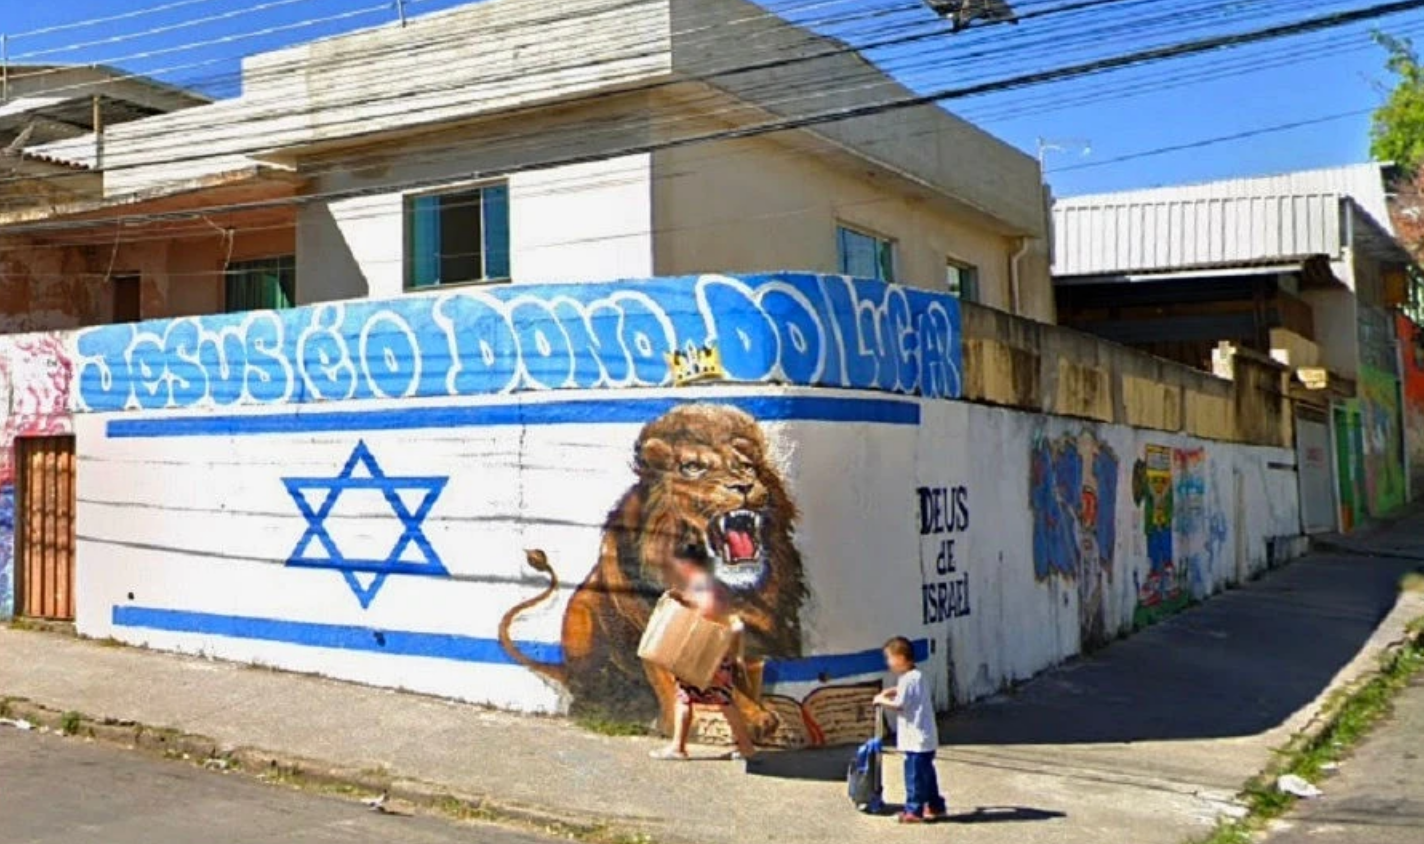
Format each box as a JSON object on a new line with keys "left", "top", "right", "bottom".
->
{"left": 1053, "top": 192, "right": 1344, "bottom": 277}
{"left": 1059, "top": 163, "right": 1393, "bottom": 232}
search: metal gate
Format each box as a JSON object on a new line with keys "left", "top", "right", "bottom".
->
{"left": 1295, "top": 411, "right": 1335, "bottom": 534}
{"left": 15, "top": 435, "right": 76, "bottom": 620}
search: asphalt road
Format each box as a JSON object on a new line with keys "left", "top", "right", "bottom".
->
{"left": 1265, "top": 674, "right": 1424, "bottom": 844}
{"left": 0, "top": 728, "right": 552, "bottom": 844}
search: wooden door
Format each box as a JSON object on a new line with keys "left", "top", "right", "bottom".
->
{"left": 16, "top": 435, "right": 76, "bottom": 620}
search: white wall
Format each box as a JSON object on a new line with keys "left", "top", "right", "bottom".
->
{"left": 74, "top": 384, "right": 1300, "bottom": 742}
{"left": 297, "top": 153, "right": 653, "bottom": 303}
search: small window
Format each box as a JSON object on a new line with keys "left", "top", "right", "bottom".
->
{"left": 837, "top": 225, "right": 895, "bottom": 282}
{"left": 946, "top": 260, "right": 979, "bottom": 302}
{"left": 405, "top": 183, "right": 510, "bottom": 288}
{"left": 112, "top": 274, "right": 141, "bottom": 323}
{"left": 225, "top": 256, "right": 295, "bottom": 313}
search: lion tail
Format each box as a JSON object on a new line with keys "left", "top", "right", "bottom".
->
{"left": 499, "top": 549, "right": 567, "bottom": 684}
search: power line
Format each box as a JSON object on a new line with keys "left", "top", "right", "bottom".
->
{"left": 0, "top": 0, "right": 1332, "bottom": 197}
{"left": 1047, "top": 107, "right": 1377, "bottom": 173}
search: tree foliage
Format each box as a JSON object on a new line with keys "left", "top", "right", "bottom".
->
{"left": 1371, "top": 32, "right": 1424, "bottom": 173}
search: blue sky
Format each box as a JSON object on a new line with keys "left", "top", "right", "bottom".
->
{"left": 8, "top": 0, "right": 1423, "bottom": 196}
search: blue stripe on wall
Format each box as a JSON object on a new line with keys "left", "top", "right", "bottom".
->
{"left": 112, "top": 606, "right": 564, "bottom": 666}
{"left": 762, "top": 639, "right": 929, "bottom": 685}
{"left": 112, "top": 605, "right": 920, "bottom": 684}
{"left": 106, "top": 395, "right": 921, "bottom": 439}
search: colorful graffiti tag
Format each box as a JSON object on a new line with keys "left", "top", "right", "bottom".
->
{"left": 0, "top": 334, "right": 75, "bottom": 618}
{"left": 73, "top": 274, "right": 963, "bottom": 412}
{"left": 1358, "top": 365, "right": 1405, "bottom": 517}
{"left": 1029, "top": 429, "right": 1119, "bottom": 649}
{"left": 1132, "top": 445, "right": 1185, "bottom": 626}
{"left": 1130, "top": 446, "right": 1230, "bottom": 627}
{"left": 1397, "top": 315, "right": 1424, "bottom": 499}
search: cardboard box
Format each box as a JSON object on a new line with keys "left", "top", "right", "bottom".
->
{"left": 637, "top": 593, "right": 736, "bottom": 688}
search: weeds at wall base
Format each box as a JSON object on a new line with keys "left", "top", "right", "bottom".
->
{"left": 1193, "top": 620, "right": 1424, "bottom": 844}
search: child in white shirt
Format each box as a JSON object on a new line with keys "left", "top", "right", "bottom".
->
{"left": 873, "top": 636, "right": 946, "bottom": 823}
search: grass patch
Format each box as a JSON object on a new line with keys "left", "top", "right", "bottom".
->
{"left": 575, "top": 712, "right": 651, "bottom": 737}
{"left": 58, "top": 711, "right": 83, "bottom": 736}
{"left": 1193, "top": 622, "right": 1424, "bottom": 844}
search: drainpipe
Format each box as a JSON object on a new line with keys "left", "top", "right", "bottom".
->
{"left": 1009, "top": 236, "right": 1030, "bottom": 316}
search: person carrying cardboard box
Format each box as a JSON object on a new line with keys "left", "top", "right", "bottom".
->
{"left": 643, "top": 543, "right": 757, "bottom": 761}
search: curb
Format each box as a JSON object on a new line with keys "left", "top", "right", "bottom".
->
{"left": 0, "top": 696, "right": 650, "bottom": 843}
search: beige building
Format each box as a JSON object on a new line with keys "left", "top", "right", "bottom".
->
{"left": 6, "top": 0, "right": 1053, "bottom": 328}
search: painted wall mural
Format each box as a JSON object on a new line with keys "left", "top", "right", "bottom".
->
{"left": 1132, "top": 445, "right": 1183, "bottom": 627}
{"left": 62, "top": 275, "right": 1303, "bottom": 742}
{"left": 1029, "top": 430, "right": 1119, "bottom": 650}
{"left": 72, "top": 273, "right": 963, "bottom": 413}
{"left": 0, "top": 333, "right": 75, "bottom": 618}
{"left": 500, "top": 402, "right": 807, "bottom": 739}
{"left": 1396, "top": 314, "right": 1424, "bottom": 500}
{"left": 1130, "top": 445, "right": 1229, "bottom": 628}
{"left": 1358, "top": 365, "right": 1406, "bottom": 517}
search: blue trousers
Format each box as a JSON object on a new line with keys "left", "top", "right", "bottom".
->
{"left": 903, "top": 751, "right": 947, "bottom": 816}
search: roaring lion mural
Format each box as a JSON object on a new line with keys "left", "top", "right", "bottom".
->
{"left": 499, "top": 403, "right": 808, "bottom": 736}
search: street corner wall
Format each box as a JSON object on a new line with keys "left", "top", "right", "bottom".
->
{"left": 0, "top": 332, "right": 75, "bottom": 619}
{"left": 67, "top": 272, "right": 965, "bottom": 743}
{"left": 737, "top": 390, "right": 1303, "bottom": 738}
{"left": 1396, "top": 314, "right": 1424, "bottom": 500}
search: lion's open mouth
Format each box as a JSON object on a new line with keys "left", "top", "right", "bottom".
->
{"left": 706, "top": 510, "right": 767, "bottom": 590}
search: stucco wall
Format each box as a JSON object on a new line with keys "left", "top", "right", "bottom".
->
{"left": 651, "top": 135, "right": 1019, "bottom": 311}
{"left": 294, "top": 98, "right": 657, "bottom": 302}
{"left": 0, "top": 227, "right": 293, "bottom": 332}
{"left": 65, "top": 272, "right": 1299, "bottom": 744}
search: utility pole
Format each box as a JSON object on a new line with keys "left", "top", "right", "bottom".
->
{"left": 1037, "top": 137, "right": 1091, "bottom": 170}
{"left": 396, "top": 0, "right": 407, "bottom": 27}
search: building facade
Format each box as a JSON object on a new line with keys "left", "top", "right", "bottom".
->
{"left": 1052, "top": 164, "right": 1416, "bottom": 532}
{"left": 15, "top": 0, "right": 1053, "bottom": 324}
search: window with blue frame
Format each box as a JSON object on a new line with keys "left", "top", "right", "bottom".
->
{"left": 836, "top": 225, "right": 896, "bottom": 282}
{"left": 405, "top": 183, "right": 510, "bottom": 288}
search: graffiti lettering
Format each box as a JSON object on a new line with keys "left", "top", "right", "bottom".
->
{"left": 922, "top": 576, "right": 971, "bottom": 624}
{"left": 920, "top": 484, "right": 972, "bottom": 624}
{"left": 73, "top": 274, "right": 964, "bottom": 412}
{"left": 918, "top": 486, "right": 969, "bottom": 536}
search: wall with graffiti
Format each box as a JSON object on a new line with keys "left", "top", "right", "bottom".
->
{"left": 1026, "top": 420, "right": 1293, "bottom": 648}
{"left": 0, "top": 332, "right": 74, "bottom": 619}
{"left": 1396, "top": 314, "right": 1424, "bottom": 500}
{"left": 66, "top": 272, "right": 1301, "bottom": 746}
{"left": 1357, "top": 365, "right": 1406, "bottom": 517}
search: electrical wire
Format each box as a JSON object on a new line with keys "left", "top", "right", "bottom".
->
{"left": 0, "top": 0, "right": 1412, "bottom": 252}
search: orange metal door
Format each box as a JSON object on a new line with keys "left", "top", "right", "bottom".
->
{"left": 16, "top": 435, "right": 76, "bottom": 620}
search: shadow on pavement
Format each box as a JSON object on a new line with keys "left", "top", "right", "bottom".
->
{"left": 947, "top": 806, "right": 1068, "bottom": 824}
{"left": 745, "top": 748, "right": 847, "bottom": 782}
{"left": 944, "top": 553, "right": 1422, "bottom": 746}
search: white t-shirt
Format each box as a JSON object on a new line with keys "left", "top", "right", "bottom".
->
{"left": 892, "top": 668, "right": 938, "bottom": 753}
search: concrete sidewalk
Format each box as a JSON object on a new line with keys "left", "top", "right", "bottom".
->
{"left": 3, "top": 522, "right": 1424, "bottom": 844}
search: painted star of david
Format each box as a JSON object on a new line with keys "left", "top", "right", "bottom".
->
{"left": 282, "top": 441, "right": 449, "bottom": 609}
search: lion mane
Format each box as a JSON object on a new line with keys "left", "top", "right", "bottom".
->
{"left": 500, "top": 403, "right": 808, "bottom": 729}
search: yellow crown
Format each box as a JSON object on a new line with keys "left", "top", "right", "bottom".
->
{"left": 666, "top": 340, "right": 725, "bottom": 386}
